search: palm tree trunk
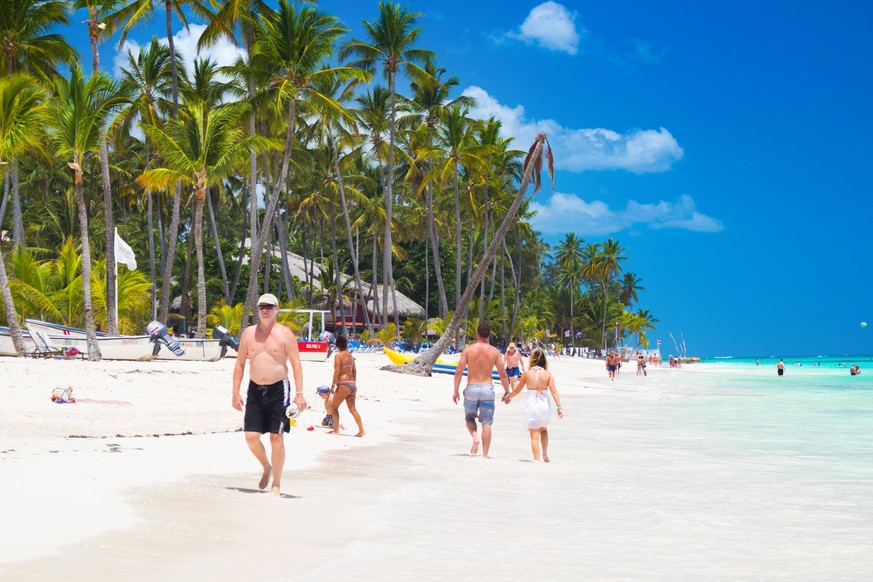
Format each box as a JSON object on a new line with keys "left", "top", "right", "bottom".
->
{"left": 273, "top": 213, "right": 294, "bottom": 301}
{"left": 194, "top": 195, "right": 206, "bottom": 338}
{"left": 180, "top": 208, "right": 195, "bottom": 330}
{"left": 383, "top": 70, "right": 397, "bottom": 330}
{"left": 144, "top": 140, "right": 156, "bottom": 319}
{"left": 426, "top": 183, "right": 447, "bottom": 317}
{"left": 241, "top": 98, "right": 298, "bottom": 330}
{"left": 229, "top": 186, "right": 249, "bottom": 304}
{"left": 11, "top": 160, "right": 23, "bottom": 247}
{"left": 478, "top": 185, "right": 488, "bottom": 322}
{"left": 407, "top": 133, "right": 547, "bottom": 375}
{"left": 371, "top": 233, "right": 380, "bottom": 324}
{"left": 206, "top": 187, "right": 229, "bottom": 303}
{"left": 73, "top": 167, "right": 101, "bottom": 361}
{"left": 263, "top": 217, "right": 272, "bottom": 293}
{"left": 0, "top": 243, "right": 27, "bottom": 355}
{"left": 503, "top": 238, "right": 519, "bottom": 340}
{"left": 331, "top": 136, "right": 372, "bottom": 332}
{"left": 0, "top": 172, "right": 9, "bottom": 233}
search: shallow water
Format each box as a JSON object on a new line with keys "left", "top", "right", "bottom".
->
{"left": 299, "top": 364, "right": 873, "bottom": 580}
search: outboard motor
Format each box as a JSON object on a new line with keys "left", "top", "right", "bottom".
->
{"left": 146, "top": 320, "right": 186, "bottom": 357}
{"left": 320, "top": 330, "right": 336, "bottom": 357}
{"left": 212, "top": 325, "right": 239, "bottom": 359}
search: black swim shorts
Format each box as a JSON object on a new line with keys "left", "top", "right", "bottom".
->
{"left": 245, "top": 379, "right": 292, "bottom": 434}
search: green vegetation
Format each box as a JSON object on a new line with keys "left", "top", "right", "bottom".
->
{"left": 0, "top": 0, "right": 657, "bottom": 359}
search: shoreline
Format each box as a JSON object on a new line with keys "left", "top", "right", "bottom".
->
{"left": 2, "top": 354, "right": 872, "bottom": 579}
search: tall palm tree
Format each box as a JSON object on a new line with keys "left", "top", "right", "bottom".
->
{"left": 238, "top": 0, "right": 367, "bottom": 329}
{"left": 555, "top": 232, "right": 584, "bottom": 348}
{"left": 0, "top": 72, "right": 45, "bottom": 355}
{"left": 406, "top": 132, "right": 554, "bottom": 376}
{"left": 138, "top": 101, "right": 275, "bottom": 337}
{"left": 74, "top": 0, "right": 137, "bottom": 335}
{"left": 619, "top": 272, "right": 644, "bottom": 306}
{"left": 116, "top": 38, "right": 173, "bottom": 319}
{"left": 1, "top": 0, "right": 78, "bottom": 248}
{"left": 597, "top": 237, "right": 626, "bottom": 349}
{"left": 407, "top": 61, "right": 473, "bottom": 318}
{"left": 110, "top": 0, "right": 214, "bottom": 325}
{"left": 340, "top": 2, "right": 434, "bottom": 330}
{"left": 47, "top": 66, "right": 128, "bottom": 360}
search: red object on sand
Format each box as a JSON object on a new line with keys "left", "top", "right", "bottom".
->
{"left": 306, "top": 426, "right": 315, "bottom": 431}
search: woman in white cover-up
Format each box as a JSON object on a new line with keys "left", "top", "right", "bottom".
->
{"left": 503, "top": 349, "right": 563, "bottom": 462}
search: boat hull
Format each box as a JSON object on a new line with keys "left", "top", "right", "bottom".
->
{"left": 384, "top": 347, "right": 501, "bottom": 380}
{"left": 0, "top": 329, "right": 154, "bottom": 360}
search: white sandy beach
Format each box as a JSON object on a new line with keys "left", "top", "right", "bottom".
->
{"left": 1, "top": 353, "right": 872, "bottom": 581}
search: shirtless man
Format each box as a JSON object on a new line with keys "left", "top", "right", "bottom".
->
{"left": 504, "top": 342, "right": 526, "bottom": 390}
{"left": 606, "top": 351, "right": 617, "bottom": 381}
{"left": 232, "top": 293, "right": 306, "bottom": 496}
{"left": 452, "top": 323, "right": 510, "bottom": 458}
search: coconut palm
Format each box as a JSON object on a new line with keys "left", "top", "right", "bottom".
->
{"left": 0, "top": 73, "right": 45, "bottom": 354}
{"left": 405, "top": 132, "right": 554, "bottom": 376}
{"left": 1, "top": 0, "right": 78, "bottom": 248}
{"left": 340, "top": 2, "right": 434, "bottom": 331}
{"left": 238, "top": 0, "right": 367, "bottom": 329}
{"left": 554, "top": 232, "right": 584, "bottom": 348}
{"left": 47, "top": 66, "right": 128, "bottom": 360}
{"left": 110, "top": 0, "right": 214, "bottom": 325}
{"left": 619, "top": 271, "right": 644, "bottom": 307}
{"left": 596, "top": 237, "right": 626, "bottom": 349}
{"left": 138, "top": 100, "right": 276, "bottom": 337}
{"left": 116, "top": 38, "right": 173, "bottom": 318}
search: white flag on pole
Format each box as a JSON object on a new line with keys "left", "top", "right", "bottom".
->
{"left": 114, "top": 229, "right": 137, "bottom": 270}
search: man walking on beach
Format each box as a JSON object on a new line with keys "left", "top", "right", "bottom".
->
{"left": 232, "top": 293, "right": 306, "bottom": 496}
{"left": 504, "top": 342, "right": 525, "bottom": 391}
{"left": 606, "top": 351, "right": 617, "bottom": 381}
{"left": 453, "top": 324, "right": 510, "bottom": 458}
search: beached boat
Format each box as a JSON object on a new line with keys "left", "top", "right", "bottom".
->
{"left": 0, "top": 326, "right": 155, "bottom": 360}
{"left": 24, "top": 319, "right": 231, "bottom": 361}
{"left": 384, "top": 347, "right": 501, "bottom": 380}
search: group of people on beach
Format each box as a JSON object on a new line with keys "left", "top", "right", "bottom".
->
{"left": 231, "top": 296, "right": 564, "bottom": 495}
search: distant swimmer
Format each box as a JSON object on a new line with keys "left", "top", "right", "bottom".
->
{"left": 777, "top": 359, "right": 785, "bottom": 377}
{"left": 850, "top": 364, "right": 861, "bottom": 376}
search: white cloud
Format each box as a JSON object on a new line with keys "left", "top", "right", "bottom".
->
{"left": 463, "top": 85, "right": 684, "bottom": 174}
{"left": 112, "top": 23, "right": 245, "bottom": 82}
{"left": 508, "top": 2, "right": 580, "bottom": 55}
{"left": 530, "top": 192, "right": 723, "bottom": 235}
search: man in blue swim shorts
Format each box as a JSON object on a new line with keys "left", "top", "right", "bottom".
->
{"left": 453, "top": 323, "right": 511, "bottom": 458}
{"left": 504, "top": 342, "right": 526, "bottom": 391}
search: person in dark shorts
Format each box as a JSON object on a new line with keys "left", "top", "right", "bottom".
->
{"left": 232, "top": 293, "right": 305, "bottom": 496}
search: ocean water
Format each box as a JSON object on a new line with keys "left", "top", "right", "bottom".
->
{"left": 300, "top": 362, "right": 873, "bottom": 580}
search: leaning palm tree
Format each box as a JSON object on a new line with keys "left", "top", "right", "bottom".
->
{"left": 0, "top": 72, "right": 45, "bottom": 355}
{"left": 340, "top": 2, "right": 434, "bottom": 331}
{"left": 138, "top": 100, "right": 276, "bottom": 337}
{"left": 47, "top": 66, "right": 128, "bottom": 361}
{"left": 404, "top": 132, "right": 554, "bottom": 376}
{"left": 238, "top": 0, "right": 368, "bottom": 330}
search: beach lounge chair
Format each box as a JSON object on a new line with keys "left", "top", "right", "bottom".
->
{"left": 28, "top": 328, "right": 83, "bottom": 360}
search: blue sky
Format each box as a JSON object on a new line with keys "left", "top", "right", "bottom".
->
{"left": 59, "top": 0, "right": 873, "bottom": 356}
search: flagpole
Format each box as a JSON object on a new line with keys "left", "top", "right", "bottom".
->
{"left": 114, "top": 228, "right": 119, "bottom": 332}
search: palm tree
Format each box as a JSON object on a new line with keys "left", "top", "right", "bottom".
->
{"left": 110, "top": 0, "right": 214, "bottom": 325}
{"left": 238, "top": 0, "right": 367, "bottom": 329}
{"left": 116, "top": 38, "right": 173, "bottom": 318}
{"left": 1, "top": 0, "right": 78, "bottom": 248}
{"left": 340, "top": 2, "right": 434, "bottom": 331}
{"left": 597, "top": 237, "right": 626, "bottom": 349}
{"left": 138, "top": 101, "right": 275, "bottom": 337}
{"left": 619, "top": 272, "right": 644, "bottom": 306}
{"left": 554, "top": 232, "right": 584, "bottom": 348}
{"left": 405, "top": 132, "right": 554, "bottom": 376}
{"left": 0, "top": 72, "right": 45, "bottom": 354}
{"left": 73, "top": 0, "right": 135, "bottom": 335}
{"left": 47, "top": 66, "right": 128, "bottom": 360}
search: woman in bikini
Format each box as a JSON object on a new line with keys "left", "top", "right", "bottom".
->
{"left": 327, "top": 335, "right": 365, "bottom": 437}
{"left": 503, "top": 348, "right": 563, "bottom": 462}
